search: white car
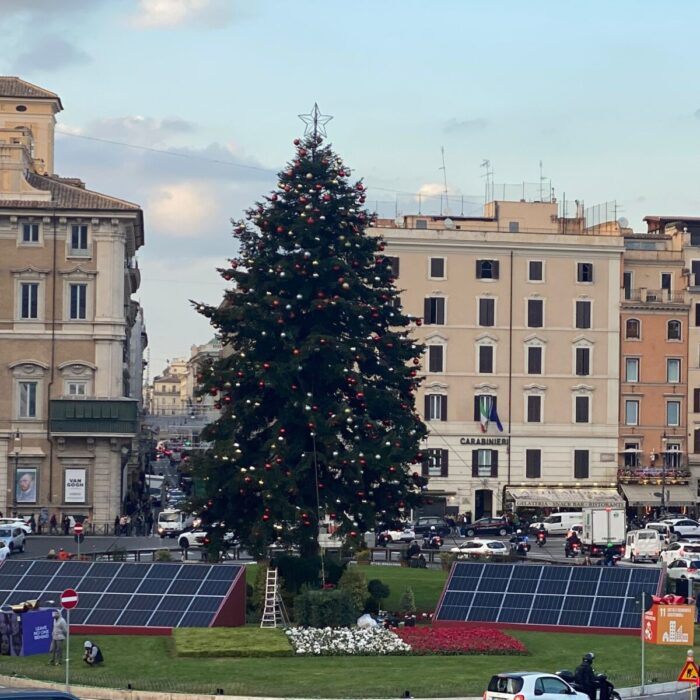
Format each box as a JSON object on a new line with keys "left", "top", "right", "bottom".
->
{"left": 178, "top": 529, "right": 238, "bottom": 549}
{"left": 663, "top": 518, "right": 700, "bottom": 539}
{"left": 660, "top": 541, "right": 700, "bottom": 565}
{"left": 0, "top": 519, "right": 31, "bottom": 536}
{"left": 666, "top": 558, "right": 700, "bottom": 581}
{"left": 486, "top": 672, "right": 588, "bottom": 700}
{"left": 451, "top": 539, "right": 509, "bottom": 558}
{"left": 376, "top": 527, "right": 416, "bottom": 544}
{"left": 0, "top": 526, "right": 25, "bottom": 554}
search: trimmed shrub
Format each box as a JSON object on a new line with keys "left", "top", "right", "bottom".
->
{"left": 368, "top": 579, "right": 390, "bottom": 602}
{"left": 294, "top": 588, "right": 358, "bottom": 627}
{"left": 155, "top": 549, "right": 173, "bottom": 562}
{"left": 338, "top": 566, "right": 368, "bottom": 611}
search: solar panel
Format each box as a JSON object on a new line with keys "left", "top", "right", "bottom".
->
{"left": 0, "top": 560, "right": 243, "bottom": 629}
{"left": 435, "top": 562, "right": 663, "bottom": 630}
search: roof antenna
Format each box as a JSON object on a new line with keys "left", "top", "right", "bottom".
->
{"left": 481, "top": 159, "right": 493, "bottom": 204}
{"left": 439, "top": 146, "right": 449, "bottom": 215}
{"left": 539, "top": 160, "right": 545, "bottom": 201}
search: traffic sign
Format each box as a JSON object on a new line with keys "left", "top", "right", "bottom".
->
{"left": 73, "top": 524, "right": 83, "bottom": 536}
{"left": 677, "top": 660, "right": 699, "bottom": 684}
{"left": 60, "top": 589, "right": 79, "bottom": 610}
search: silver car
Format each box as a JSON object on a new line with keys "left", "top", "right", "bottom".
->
{"left": 486, "top": 673, "right": 588, "bottom": 700}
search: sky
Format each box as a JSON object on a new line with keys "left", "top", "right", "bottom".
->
{"left": 3, "top": 0, "right": 700, "bottom": 374}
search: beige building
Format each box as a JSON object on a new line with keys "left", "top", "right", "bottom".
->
{"left": 0, "top": 78, "right": 145, "bottom": 527}
{"left": 376, "top": 199, "right": 624, "bottom": 519}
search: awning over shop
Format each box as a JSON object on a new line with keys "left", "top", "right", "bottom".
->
{"left": 620, "top": 484, "right": 696, "bottom": 507}
{"left": 506, "top": 488, "right": 623, "bottom": 509}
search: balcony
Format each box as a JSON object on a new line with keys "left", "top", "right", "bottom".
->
{"left": 623, "top": 288, "right": 686, "bottom": 304}
{"left": 50, "top": 399, "right": 139, "bottom": 435}
{"left": 617, "top": 464, "right": 691, "bottom": 484}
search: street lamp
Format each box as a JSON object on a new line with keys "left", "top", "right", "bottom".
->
{"left": 660, "top": 432, "right": 667, "bottom": 516}
{"left": 12, "top": 431, "right": 21, "bottom": 516}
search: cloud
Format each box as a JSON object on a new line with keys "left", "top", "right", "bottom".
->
{"left": 147, "top": 181, "right": 224, "bottom": 237}
{"left": 130, "top": 0, "right": 236, "bottom": 29}
{"left": 444, "top": 117, "right": 489, "bottom": 133}
{"left": 694, "top": 108, "right": 700, "bottom": 120}
{"left": 12, "top": 35, "right": 91, "bottom": 73}
{"left": 417, "top": 182, "right": 460, "bottom": 198}
{"left": 66, "top": 115, "right": 197, "bottom": 147}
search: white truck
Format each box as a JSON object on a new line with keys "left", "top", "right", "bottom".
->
{"left": 157, "top": 509, "right": 194, "bottom": 538}
{"left": 581, "top": 507, "right": 626, "bottom": 556}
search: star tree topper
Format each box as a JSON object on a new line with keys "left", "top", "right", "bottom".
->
{"left": 298, "top": 103, "right": 333, "bottom": 138}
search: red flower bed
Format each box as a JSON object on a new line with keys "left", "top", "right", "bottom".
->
{"left": 396, "top": 626, "right": 527, "bottom": 656}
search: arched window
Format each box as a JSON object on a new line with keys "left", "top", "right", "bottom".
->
{"left": 625, "top": 318, "right": 640, "bottom": 339}
{"left": 668, "top": 320, "right": 682, "bottom": 341}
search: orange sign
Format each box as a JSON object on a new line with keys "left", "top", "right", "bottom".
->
{"left": 678, "top": 660, "right": 700, "bottom": 685}
{"left": 644, "top": 604, "right": 695, "bottom": 646}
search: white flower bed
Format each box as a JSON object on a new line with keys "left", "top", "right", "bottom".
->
{"left": 285, "top": 626, "right": 411, "bottom": 656}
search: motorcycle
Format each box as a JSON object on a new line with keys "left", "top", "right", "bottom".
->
{"left": 556, "top": 670, "right": 620, "bottom": 700}
{"left": 565, "top": 541, "right": 581, "bottom": 558}
{"left": 424, "top": 534, "right": 443, "bottom": 550}
{"left": 510, "top": 537, "right": 531, "bottom": 556}
{"left": 536, "top": 531, "right": 547, "bottom": 548}
{"left": 598, "top": 553, "right": 621, "bottom": 567}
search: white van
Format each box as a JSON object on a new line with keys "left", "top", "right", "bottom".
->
{"left": 624, "top": 529, "right": 663, "bottom": 563}
{"left": 157, "top": 509, "right": 194, "bottom": 538}
{"left": 540, "top": 512, "right": 583, "bottom": 535}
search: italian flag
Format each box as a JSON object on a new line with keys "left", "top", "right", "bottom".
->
{"left": 479, "top": 396, "right": 490, "bottom": 433}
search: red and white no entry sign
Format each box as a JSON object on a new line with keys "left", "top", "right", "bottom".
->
{"left": 60, "top": 588, "right": 79, "bottom": 609}
{"left": 73, "top": 524, "right": 84, "bottom": 535}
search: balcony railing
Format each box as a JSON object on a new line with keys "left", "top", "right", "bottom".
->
{"left": 624, "top": 288, "right": 686, "bottom": 303}
{"left": 50, "top": 399, "right": 139, "bottom": 435}
{"left": 617, "top": 465, "right": 690, "bottom": 484}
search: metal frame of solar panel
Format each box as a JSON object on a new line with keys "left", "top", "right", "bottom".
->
{"left": 435, "top": 563, "right": 663, "bottom": 633}
{"left": 0, "top": 560, "right": 244, "bottom": 630}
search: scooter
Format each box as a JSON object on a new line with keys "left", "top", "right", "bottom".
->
{"left": 424, "top": 534, "right": 443, "bottom": 550}
{"left": 556, "top": 670, "right": 620, "bottom": 700}
{"left": 565, "top": 541, "right": 581, "bottom": 558}
{"left": 536, "top": 531, "right": 547, "bottom": 548}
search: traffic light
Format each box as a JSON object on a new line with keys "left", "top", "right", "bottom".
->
{"left": 184, "top": 439, "right": 192, "bottom": 447}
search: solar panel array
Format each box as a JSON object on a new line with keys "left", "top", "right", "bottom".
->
{"left": 436, "top": 563, "right": 662, "bottom": 629}
{"left": 0, "top": 560, "right": 243, "bottom": 628}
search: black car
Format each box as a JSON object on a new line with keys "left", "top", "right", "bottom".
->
{"left": 463, "top": 517, "right": 513, "bottom": 538}
{"left": 412, "top": 516, "right": 452, "bottom": 538}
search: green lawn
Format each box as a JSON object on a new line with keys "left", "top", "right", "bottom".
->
{"left": 1, "top": 629, "right": 692, "bottom": 698}
{"left": 173, "top": 626, "right": 291, "bottom": 657}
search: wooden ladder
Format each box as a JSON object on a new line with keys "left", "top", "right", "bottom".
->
{"left": 260, "top": 566, "right": 289, "bottom": 628}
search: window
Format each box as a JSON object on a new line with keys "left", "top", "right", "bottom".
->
{"left": 476, "top": 259, "right": 499, "bottom": 280}
{"left": 19, "top": 381, "right": 37, "bottom": 418}
{"left": 386, "top": 256, "right": 399, "bottom": 277}
{"left": 415, "top": 219, "right": 428, "bottom": 230}
{"left": 667, "top": 400, "right": 681, "bottom": 427}
{"left": 625, "top": 399, "right": 639, "bottom": 426}
{"left": 472, "top": 449, "right": 497, "bottom": 477}
{"left": 473, "top": 395, "right": 497, "bottom": 421}
{"left": 624, "top": 442, "right": 640, "bottom": 468}
{"left": 625, "top": 319, "right": 640, "bottom": 339}
{"left": 695, "top": 429, "right": 700, "bottom": 454}
{"left": 665, "top": 444, "right": 681, "bottom": 469}
{"left": 574, "top": 450, "right": 589, "bottom": 479}
{"left": 20, "top": 283, "right": 38, "bottom": 319}
{"left": 479, "top": 345, "right": 494, "bottom": 373}
{"left": 425, "top": 394, "right": 447, "bottom": 421}
{"left": 575, "top": 347, "right": 590, "bottom": 376}
{"left": 508, "top": 221, "right": 519, "bottom": 233}
{"left": 575, "top": 300, "right": 591, "bottom": 329}
{"left": 478, "top": 298, "right": 495, "bottom": 326}
{"left": 527, "top": 346, "right": 542, "bottom": 374}
{"left": 668, "top": 320, "right": 682, "bottom": 340}
{"left": 21, "top": 223, "right": 39, "bottom": 243}
{"left": 661, "top": 273, "right": 672, "bottom": 292}
{"left": 69, "top": 283, "right": 87, "bottom": 320}
{"left": 526, "top": 395, "right": 541, "bottom": 423}
{"left": 429, "top": 257, "right": 445, "bottom": 278}
{"left": 422, "top": 449, "right": 448, "bottom": 477}
{"left": 575, "top": 396, "right": 590, "bottom": 423}
{"left": 424, "top": 297, "right": 445, "bottom": 325}
{"left": 527, "top": 299, "right": 543, "bottom": 328}
{"left": 694, "top": 388, "right": 700, "bottom": 413}
{"left": 667, "top": 358, "right": 681, "bottom": 384}
{"left": 528, "top": 260, "right": 543, "bottom": 282}
{"left": 625, "top": 358, "right": 639, "bottom": 383}
{"left": 623, "top": 272, "right": 632, "bottom": 300}
{"left": 70, "top": 224, "right": 88, "bottom": 252}
{"left": 577, "top": 262, "right": 594, "bottom": 283}
{"left": 428, "top": 345, "right": 444, "bottom": 372}
{"left": 696, "top": 304, "right": 700, "bottom": 327}
{"left": 67, "top": 382, "right": 87, "bottom": 396}
{"left": 535, "top": 678, "right": 571, "bottom": 696}
{"left": 525, "top": 449, "right": 541, "bottom": 479}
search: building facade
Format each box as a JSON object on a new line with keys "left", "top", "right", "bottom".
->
{"left": 0, "top": 78, "right": 145, "bottom": 527}
{"left": 376, "top": 200, "right": 624, "bottom": 519}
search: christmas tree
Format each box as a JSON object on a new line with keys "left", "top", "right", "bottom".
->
{"left": 193, "top": 106, "right": 428, "bottom": 558}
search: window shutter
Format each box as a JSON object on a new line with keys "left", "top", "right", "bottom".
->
{"left": 441, "top": 449, "right": 449, "bottom": 477}
{"left": 423, "top": 298, "right": 431, "bottom": 324}
{"left": 475, "top": 260, "right": 482, "bottom": 279}
{"left": 471, "top": 450, "right": 479, "bottom": 477}
{"left": 491, "top": 450, "right": 499, "bottom": 477}
{"left": 694, "top": 388, "right": 700, "bottom": 413}
{"left": 695, "top": 430, "right": 700, "bottom": 454}
{"left": 473, "top": 396, "right": 481, "bottom": 421}
{"left": 424, "top": 395, "right": 430, "bottom": 419}
{"left": 436, "top": 298, "right": 445, "bottom": 325}
{"left": 421, "top": 456, "right": 429, "bottom": 477}
{"left": 492, "top": 261, "right": 500, "bottom": 279}
{"left": 440, "top": 395, "right": 448, "bottom": 421}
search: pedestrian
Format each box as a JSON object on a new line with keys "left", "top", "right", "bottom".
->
{"left": 49, "top": 514, "right": 58, "bottom": 535}
{"left": 82, "top": 640, "right": 104, "bottom": 666}
{"left": 145, "top": 512, "right": 154, "bottom": 537}
{"left": 28, "top": 514, "right": 36, "bottom": 534}
{"left": 114, "top": 515, "right": 120, "bottom": 536}
{"left": 57, "top": 548, "right": 70, "bottom": 561}
{"left": 119, "top": 515, "right": 128, "bottom": 536}
{"left": 49, "top": 610, "right": 67, "bottom": 666}
{"left": 62, "top": 516, "right": 70, "bottom": 536}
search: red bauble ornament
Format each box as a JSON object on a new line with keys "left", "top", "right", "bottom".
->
{"left": 209, "top": 387, "right": 218, "bottom": 396}
{"left": 293, "top": 138, "right": 300, "bottom": 145}
{"left": 276, "top": 225, "right": 284, "bottom": 233}
{"left": 262, "top": 362, "right": 271, "bottom": 370}
{"left": 323, "top": 194, "right": 331, "bottom": 202}
{"left": 307, "top": 217, "right": 315, "bottom": 225}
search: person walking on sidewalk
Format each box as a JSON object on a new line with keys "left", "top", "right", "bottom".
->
{"left": 49, "top": 610, "right": 67, "bottom": 666}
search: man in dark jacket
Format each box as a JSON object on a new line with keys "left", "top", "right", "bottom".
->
{"left": 575, "top": 652, "right": 597, "bottom": 700}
